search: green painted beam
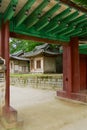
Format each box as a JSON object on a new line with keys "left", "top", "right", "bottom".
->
{"left": 57, "top": 25, "right": 75, "bottom": 35}
{"left": 48, "top": 11, "right": 79, "bottom": 34}
{"left": 34, "top": 4, "right": 61, "bottom": 31}
{"left": 15, "top": 0, "right": 36, "bottom": 27}
{"left": 48, "top": 23, "right": 67, "bottom": 34}
{"left": 4, "top": 0, "right": 18, "bottom": 22}
{"left": 60, "top": 11, "right": 79, "bottom": 23}
{"left": 70, "top": 14, "right": 87, "bottom": 25}
{"left": 79, "top": 50, "right": 87, "bottom": 54}
{"left": 79, "top": 30, "right": 87, "bottom": 37}
{"left": 79, "top": 44, "right": 87, "bottom": 50}
{"left": 59, "top": 19, "right": 87, "bottom": 36}
{"left": 24, "top": 0, "right": 50, "bottom": 28}
{"left": 10, "top": 22, "right": 69, "bottom": 42}
{"left": 40, "top": 7, "right": 71, "bottom": 32}
{"left": 66, "top": 28, "right": 83, "bottom": 37}
{"left": 77, "top": 21, "right": 87, "bottom": 28}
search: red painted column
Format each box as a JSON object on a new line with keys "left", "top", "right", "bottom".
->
{"left": 0, "top": 22, "right": 5, "bottom": 57}
{"left": 63, "top": 37, "right": 80, "bottom": 96}
{"left": 63, "top": 44, "right": 72, "bottom": 97}
{"left": 80, "top": 55, "right": 87, "bottom": 90}
{"left": 3, "top": 21, "right": 10, "bottom": 107}
{"left": 1, "top": 22, "right": 17, "bottom": 123}
{"left": 0, "top": 21, "right": 10, "bottom": 107}
{"left": 70, "top": 37, "right": 80, "bottom": 93}
{"left": 0, "top": 28, "right": 2, "bottom": 56}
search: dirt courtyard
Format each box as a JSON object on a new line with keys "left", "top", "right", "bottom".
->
{"left": 9, "top": 86, "right": 87, "bottom": 130}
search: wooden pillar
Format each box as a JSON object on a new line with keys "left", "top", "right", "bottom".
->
{"left": 4, "top": 21, "right": 10, "bottom": 107}
{"left": 63, "top": 44, "right": 72, "bottom": 97}
{"left": 71, "top": 37, "right": 80, "bottom": 93}
{"left": 0, "top": 22, "right": 5, "bottom": 58}
{"left": 0, "top": 21, "right": 10, "bottom": 107}
{"left": 80, "top": 55, "right": 87, "bottom": 90}
{"left": 0, "top": 28, "right": 2, "bottom": 56}
{"left": 63, "top": 37, "right": 80, "bottom": 96}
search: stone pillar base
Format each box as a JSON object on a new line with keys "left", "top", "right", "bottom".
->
{"left": 2, "top": 106, "right": 17, "bottom": 123}
{"left": 57, "top": 91, "right": 87, "bottom": 103}
{"left": 1, "top": 106, "right": 23, "bottom": 130}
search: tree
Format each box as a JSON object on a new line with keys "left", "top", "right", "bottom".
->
{"left": 10, "top": 38, "right": 43, "bottom": 54}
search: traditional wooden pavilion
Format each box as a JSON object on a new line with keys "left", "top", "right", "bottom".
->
{"left": 0, "top": 0, "right": 87, "bottom": 125}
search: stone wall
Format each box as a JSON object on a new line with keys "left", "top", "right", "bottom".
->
{"left": 0, "top": 74, "right": 5, "bottom": 116}
{"left": 10, "top": 74, "right": 63, "bottom": 90}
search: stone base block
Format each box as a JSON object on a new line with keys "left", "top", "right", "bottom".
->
{"left": 1, "top": 117, "right": 24, "bottom": 130}
{"left": 57, "top": 91, "right": 87, "bottom": 103}
{"left": 2, "top": 106, "right": 17, "bottom": 123}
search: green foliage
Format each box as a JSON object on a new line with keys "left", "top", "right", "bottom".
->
{"left": 10, "top": 38, "right": 60, "bottom": 54}
{"left": 10, "top": 38, "right": 43, "bottom": 54}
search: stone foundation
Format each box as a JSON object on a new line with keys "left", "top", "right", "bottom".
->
{"left": 0, "top": 79, "right": 5, "bottom": 116}
{"left": 57, "top": 91, "right": 87, "bottom": 103}
{"left": 10, "top": 74, "right": 63, "bottom": 90}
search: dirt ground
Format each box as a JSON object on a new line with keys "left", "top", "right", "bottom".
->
{"left": 6, "top": 87, "right": 87, "bottom": 130}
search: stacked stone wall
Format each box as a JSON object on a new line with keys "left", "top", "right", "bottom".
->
{"left": 10, "top": 74, "right": 63, "bottom": 90}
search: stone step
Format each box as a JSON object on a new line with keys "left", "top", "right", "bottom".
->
{"left": 0, "top": 117, "right": 23, "bottom": 130}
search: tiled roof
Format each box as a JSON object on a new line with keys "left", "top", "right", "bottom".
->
{"left": 11, "top": 50, "right": 24, "bottom": 57}
{"left": 24, "top": 43, "right": 59, "bottom": 57}
{"left": 10, "top": 55, "right": 29, "bottom": 61}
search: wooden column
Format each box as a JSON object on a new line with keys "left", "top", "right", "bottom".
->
{"left": 4, "top": 21, "right": 10, "bottom": 107}
{"left": 0, "top": 28, "right": 2, "bottom": 56}
{"left": 63, "top": 44, "right": 72, "bottom": 97}
{"left": 0, "top": 21, "right": 5, "bottom": 58}
{"left": 71, "top": 37, "right": 80, "bottom": 93}
{"left": 0, "top": 21, "right": 10, "bottom": 107}
{"left": 80, "top": 55, "right": 87, "bottom": 90}
{"left": 63, "top": 37, "right": 80, "bottom": 96}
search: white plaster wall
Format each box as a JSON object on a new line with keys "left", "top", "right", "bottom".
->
{"left": 44, "top": 57, "right": 56, "bottom": 73}
{"left": 30, "top": 57, "right": 44, "bottom": 73}
{"left": 10, "top": 60, "right": 29, "bottom": 73}
{"left": 10, "top": 60, "right": 14, "bottom": 73}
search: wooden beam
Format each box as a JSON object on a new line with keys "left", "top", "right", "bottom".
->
{"left": 25, "top": 0, "right": 50, "bottom": 28}
{"left": 34, "top": 4, "right": 61, "bottom": 31}
{"left": 4, "top": 0, "right": 18, "bottom": 22}
{"left": 42, "top": 8, "right": 71, "bottom": 32}
{"left": 15, "top": 0, "right": 36, "bottom": 26}
{"left": 10, "top": 32, "right": 68, "bottom": 45}
{"left": 59, "top": 0, "right": 87, "bottom": 13}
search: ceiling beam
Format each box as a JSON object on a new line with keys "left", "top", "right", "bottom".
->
{"left": 66, "top": 28, "right": 83, "bottom": 37}
{"left": 48, "top": 11, "right": 79, "bottom": 34}
{"left": 59, "top": 26, "right": 75, "bottom": 36}
{"left": 79, "top": 31, "right": 87, "bottom": 37}
{"left": 55, "top": 18, "right": 87, "bottom": 36}
{"left": 10, "top": 32, "right": 68, "bottom": 45}
{"left": 58, "top": 0, "right": 87, "bottom": 13}
{"left": 70, "top": 15, "right": 87, "bottom": 25}
{"left": 41, "top": 8, "right": 71, "bottom": 32}
{"left": 34, "top": 4, "right": 61, "bottom": 31}
{"left": 15, "top": 0, "right": 36, "bottom": 27}
{"left": 4, "top": 0, "right": 18, "bottom": 22}
{"left": 24, "top": 0, "right": 50, "bottom": 28}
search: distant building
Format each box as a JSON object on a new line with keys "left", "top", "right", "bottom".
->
{"left": 10, "top": 50, "right": 29, "bottom": 74}
{"left": 23, "top": 43, "right": 61, "bottom": 73}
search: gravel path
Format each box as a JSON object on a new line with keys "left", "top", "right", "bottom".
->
{"left": 9, "top": 86, "right": 87, "bottom": 130}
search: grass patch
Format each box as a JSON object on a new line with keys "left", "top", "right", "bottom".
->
{"left": 10, "top": 73, "right": 63, "bottom": 78}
